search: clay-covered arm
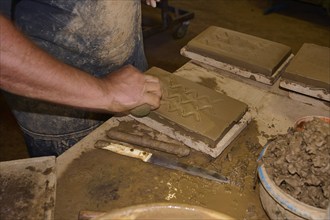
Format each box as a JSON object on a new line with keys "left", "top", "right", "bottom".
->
{"left": 0, "top": 15, "right": 161, "bottom": 113}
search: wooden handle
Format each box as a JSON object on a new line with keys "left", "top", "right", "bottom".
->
{"left": 95, "top": 140, "right": 152, "bottom": 162}
{"left": 78, "top": 210, "right": 105, "bottom": 220}
{"left": 107, "top": 130, "right": 190, "bottom": 157}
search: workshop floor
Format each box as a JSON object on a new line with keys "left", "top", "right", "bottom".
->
{"left": 2, "top": 0, "right": 329, "bottom": 162}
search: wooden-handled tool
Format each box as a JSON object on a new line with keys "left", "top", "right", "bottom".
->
{"left": 78, "top": 210, "right": 105, "bottom": 220}
{"left": 107, "top": 129, "right": 190, "bottom": 157}
{"left": 94, "top": 140, "right": 229, "bottom": 184}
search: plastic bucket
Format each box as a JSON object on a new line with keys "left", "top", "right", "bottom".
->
{"left": 257, "top": 116, "right": 329, "bottom": 220}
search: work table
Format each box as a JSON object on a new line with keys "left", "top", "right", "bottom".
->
{"left": 55, "top": 61, "right": 329, "bottom": 220}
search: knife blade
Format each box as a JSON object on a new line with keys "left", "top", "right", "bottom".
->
{"left": 95, "top": 140, "right": 229, "bottom": 184}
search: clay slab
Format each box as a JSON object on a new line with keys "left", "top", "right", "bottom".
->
{"left": 282, "top": 43, "right": 330, "bottom": 92}
{"left": 185, "top": 26, "right": 292, "bottom": 76}
{"left": 139, "top": 67, "right": 248, "bottom": 151}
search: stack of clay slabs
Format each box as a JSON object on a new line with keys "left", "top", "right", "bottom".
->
{"left": 133, "top": 67, "right": 251, "bottom": 158}
{"left": 280, "top": 43, "right": 330, "bottom": 102}
{"left": 180, "top": 26, "right": 293, "bottom": 85}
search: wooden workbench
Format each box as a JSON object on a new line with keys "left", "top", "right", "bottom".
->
{"left": 55, "top": 61, "right": 329, "bottom": 220}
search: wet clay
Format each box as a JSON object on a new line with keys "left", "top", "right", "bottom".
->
{"left": 283, "top": 43, "right": 330, "bottom": 92}
{"left": 146, "top": 67, "right": 248, "bottom": 148}
{"left": 55, "top": 120, "right": 268, "bottom": 220}
{"left": 185, "top": 26, "right": 292, "bottom": 76}
{"left": 262, "top": 118, "right": 330, "bottom": 209}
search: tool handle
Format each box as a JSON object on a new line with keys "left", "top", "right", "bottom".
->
{"left": 78, "top": 210, "right": 105, "bottom": 220}
{"left": 94, "top": 140, "right": 152, "bottom": 162}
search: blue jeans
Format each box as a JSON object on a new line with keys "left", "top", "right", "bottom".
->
{"left": 21, "top": 122, "right": 102, "bottom": 157}
{"left": 5, "top": 0, "right": 147, "bottom": 157}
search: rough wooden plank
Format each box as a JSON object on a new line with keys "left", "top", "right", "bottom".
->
{"left": 280, "top": 79, "right": 330, "bottom": 102}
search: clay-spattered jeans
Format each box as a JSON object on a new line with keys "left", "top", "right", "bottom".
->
{"left": 5, "top": 0, "right": 147, "bottom": 157}
{"left": 20, "top": 120, "right": 103, "bottom": 157}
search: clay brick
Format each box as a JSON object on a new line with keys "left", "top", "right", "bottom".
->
{"left": 186, "top": 26, "right": 292, "bottom": 76}
{"left": 283, "top": 43, "right": 330, "bottom": 92}
{"left": 146, "top": 67, "right": 248, "bottom": 148}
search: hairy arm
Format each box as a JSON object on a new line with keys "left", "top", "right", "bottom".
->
{"left": 0, "top": 15, "right": 161, "bottom": 113}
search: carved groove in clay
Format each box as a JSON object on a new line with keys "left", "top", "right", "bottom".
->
{"left": 145, "top": 67, "right": 248, "bottom": 148}
{"left": 163, "top": 77, "right": 223, "bottom": 122}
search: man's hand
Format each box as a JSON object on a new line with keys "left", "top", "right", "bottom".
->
{"left": 146, "top": 0, "right": 160, "bottom": 8}
{"left": 100, "top": 65, "right": 162, "bottom": 113}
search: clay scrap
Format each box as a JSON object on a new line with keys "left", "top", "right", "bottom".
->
{"left": 262, "top": 118, "right": 330, "bottom": 209}
{"left": 133, "top": 67, "right": 250, "bottom": 158}
{"left": 280, "top": 43, "right": 330, "bottom": 101}
{"left": 182, "top": 26, "right": 292, "bottom": 80}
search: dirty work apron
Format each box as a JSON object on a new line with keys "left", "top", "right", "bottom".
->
{"left": 4, "top": 0, "right": 147, "bottom": 157}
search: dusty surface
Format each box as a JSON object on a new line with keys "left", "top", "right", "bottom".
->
{"left": 54, "top": 0, "right": 140, "bottom": 68}
{"left": 55, "top": 120, "right": 268, "bottom": 220}
{"left": 263, "top": 118, "right": 330, "bottom": 209}
{"left": 283, "top": 43, "right": 330, "bottom": 92}
{"left": 185, "top": 26, "right": 292, "bottom": 76}
{"left": 0, "top": 157, "right": 56, "bottom": 220}
{"left": 145, "top": 67, "right": 247, "bottom": 148}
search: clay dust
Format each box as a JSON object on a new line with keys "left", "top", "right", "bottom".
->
{"left": 55, "top": 120, "right": 268, "bottom": 220}
{"left": 54, "top": 0, "right": 140, "bottom": 68}
{"left": 263, "top": 118, "right": 330, "bottom": 209}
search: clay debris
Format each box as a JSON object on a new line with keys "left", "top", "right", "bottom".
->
{"left": 263, "top": 118, "right": 330, "bottom": 209}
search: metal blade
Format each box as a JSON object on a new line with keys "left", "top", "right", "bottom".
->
{"left": 148, "top": 155, "right": 229, "bottom": 184}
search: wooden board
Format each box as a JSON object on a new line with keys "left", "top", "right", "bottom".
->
{"left": 280, "top": 79, "right": 330, "bottom": 102}
{"left": 181, "top": 47, "right": 294, "bottom": 85}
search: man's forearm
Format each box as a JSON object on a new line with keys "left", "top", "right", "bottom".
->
{"left": 0, "top": 15, "right": 162, "bottom": 113}
{"left": 0, "top": 15, "right": 111, "bottom": 111}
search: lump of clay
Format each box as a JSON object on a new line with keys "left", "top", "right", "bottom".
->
{"left": 263, "top": 118, "right": 330, "bottom": 209}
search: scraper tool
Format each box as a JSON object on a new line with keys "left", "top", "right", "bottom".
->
{"left": 95, "top": 140, "right": 229, "bottom": 184}
{"left": 130, "top": 104, "right": 151, "bottom": 117}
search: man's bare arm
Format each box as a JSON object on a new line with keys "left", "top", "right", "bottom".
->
{"left": 0, "top": 15, "right": 161, "bottom": 113}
